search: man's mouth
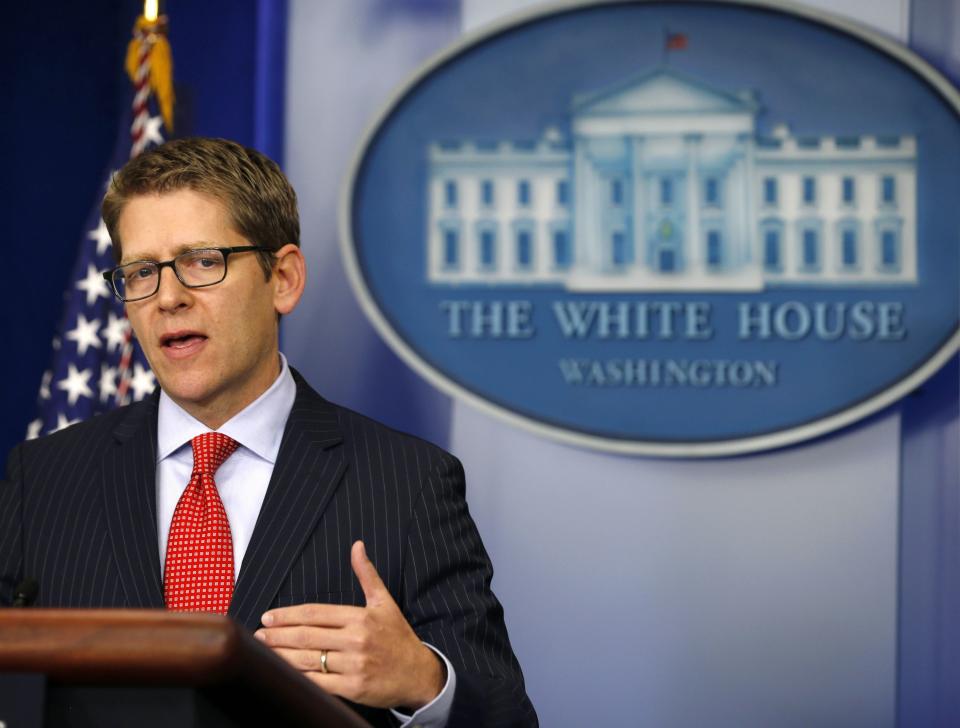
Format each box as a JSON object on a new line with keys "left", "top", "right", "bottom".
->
{"left": 160, "top": 331, "right": 208, "bottom": 350}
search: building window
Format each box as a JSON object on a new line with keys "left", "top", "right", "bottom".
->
{"left": 518, "top": 180, "right": 532, "bottom": 207}
{"left": 760, "top": 218, "right": 784, "bottom": 273}
{"left": 516, "top": 229, "right": 533, "bottom": 268}
{"left": 611, "top": 178, "right": 624, "bottom": 206}
{"left": 444, "top": 180, "right": 457, "bottom": 208}
{"left": 556, "top": 180, "right": 569, "bottom": 206}
{"left": 842, "top": 177, "right": 856, "bottom": 205}
{"left": 553, "top": 229, "right": 572, "bottom": 268}
{"left": 660, "top": 177, "right": 673, "bottom": 206}
{"left": 479, "top": 229, "right": 496, "bottom": 269}
{"left": 704, "top": 177, "right": 720, "bottom": 206}
{"left": 801, "top": 228, "right": 819, "bottom": 269}
{"left": 612, "top": 231, "right": 631, "bottom": 266}
{"left": 763, "top": 178, "right": 778, "bottom": 205}
{"left": 880, "top": 229, "right": 899, "bottom": 268}
{"left": 659, "top": 248, "right": 677, "bottom": 272}
{"left": 881, "top": 175, "right": 896, "bottom": 205}
{"left": 763, "top": 227, "right": 782, "bottom": 271}
{"left": 706, "top": 230, "right": 722, "bottom": 268}
{"left": 443, "top": 228, "right": 459, "bottom": 269}
{"left": 480, "top": 180, "right": 494, "bottom": 207}
{"left": 841, "top": 228, "right": 857, "bottom": 267}
{"left": 802, "top": 176, "right": 816, "bottom": 205}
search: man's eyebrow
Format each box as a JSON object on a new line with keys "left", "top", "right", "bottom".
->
{"left": 119, "top": 241, "right": 219, "bottom": 265}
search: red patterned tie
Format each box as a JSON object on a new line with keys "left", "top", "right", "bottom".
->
{"left": 164, "top": 432, "right": 239, "bottom": 614}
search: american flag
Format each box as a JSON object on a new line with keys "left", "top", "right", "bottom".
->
{"left": 27, "top": 14, "right": 173, "bottom": 440}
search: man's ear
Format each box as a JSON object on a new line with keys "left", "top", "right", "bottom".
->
{"left": 272, "top": 243, "right": 307, "bottom": 315}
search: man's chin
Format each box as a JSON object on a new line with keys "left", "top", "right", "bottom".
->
{"left": 157, "top": 377, "right": 219, "bottom": 411}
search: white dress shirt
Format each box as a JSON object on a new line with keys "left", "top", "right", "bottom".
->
{"left": 155, "top": 353, "right": 454, "bottom": 727}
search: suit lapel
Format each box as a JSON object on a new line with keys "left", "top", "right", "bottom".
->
{"left": 229, "top": 373, "right": 346, "bottom": 631}
{"left": 101, "top": 396, "right": 165, "bottom": 608}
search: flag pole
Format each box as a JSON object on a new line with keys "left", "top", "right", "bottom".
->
{"left": 116, "top": 1, "right": 174, "bottom": 405}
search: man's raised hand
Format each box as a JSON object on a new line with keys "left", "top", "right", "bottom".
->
{"left": 255, "top": 540, "right": 445, "bottom": 710}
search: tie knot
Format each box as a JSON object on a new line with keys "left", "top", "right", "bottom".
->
{"left": 191, "top": 432, "right": 239, "bottom": 475}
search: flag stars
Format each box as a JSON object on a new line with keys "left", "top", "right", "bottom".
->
{"left": 76, "top": 263, "right": 112, "bottom": 306}
{"left": 57, "top": 364, "right": 94, "bottom": 405}
{"left": 35, "top": 140, "right": 153, "bottom": 427}
{"left": 128, "top": 362, "right": 157, "bottom": 401}
{"left": 88, "top": 218, "right": 113, "bottom": 256}
{"left": 103, "top": 312, "right": 130, "bottom": 353}
{"left": 25, "top": 419, "right": 43, "bottom": 440}
{"left": 132, "top": 116, "right": 165, "bottom": 156}
{"left": 39, "top": 369, "right": 52, "bottom": 400}
{"left": 143, "top": 115, "right": 165, "bottom": 147}
{"left": 65, "top": 313, "right": 102, "bottom": 356}
{"left": 99, "top": 363, "right": 118, "bottom": 403}
{"left": 52, "top": 412, "right": 81, "bottom": 434}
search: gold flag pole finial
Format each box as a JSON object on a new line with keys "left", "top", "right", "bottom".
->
{"left": 125, "top": 0, "right": 175, "bottom": 133}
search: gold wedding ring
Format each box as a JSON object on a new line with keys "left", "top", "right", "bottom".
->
{"left": 320, "top": 649, "right": 329, "bottom": 674}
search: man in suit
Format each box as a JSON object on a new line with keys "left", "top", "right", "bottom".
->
{"left": 0, "top": 137, "right": 536, "bottom": 727}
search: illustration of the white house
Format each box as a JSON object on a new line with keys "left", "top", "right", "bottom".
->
{"left": 426, "top": 68, "right": 917, "bottom": 290}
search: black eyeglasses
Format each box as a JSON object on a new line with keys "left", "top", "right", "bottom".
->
{"left": 102, "top": 246, "right": 269, "bottom": 302}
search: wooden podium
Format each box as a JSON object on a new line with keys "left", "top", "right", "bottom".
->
{"left": 0, "top": 610, "right": 371, "bottom": 727}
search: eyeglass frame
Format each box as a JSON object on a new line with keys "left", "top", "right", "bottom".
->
{"left": 102, "top": 245, "right": 271, "bottom": 302}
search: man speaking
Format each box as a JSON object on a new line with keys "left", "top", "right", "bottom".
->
{"left": 0, "top": 137, "right": 536, "bottom": 727}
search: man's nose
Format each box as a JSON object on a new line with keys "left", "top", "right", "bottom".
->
{"left": 155, "top": 265, "right": 191, "bottom": 310}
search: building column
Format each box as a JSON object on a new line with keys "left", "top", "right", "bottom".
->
{"left": 462, "top": 202, "right": 477, "bottom": 279}
{"left": 685, "top": 135, "right": 702, "bottom": 273}
{"left": 740, "top": 132, "right": 756, "bottom": 266}
{"left": 535, "top": 177, "right": 549, "bottom": 278}
{"left": 861, "top": 177, "right": 877, "bottom": 275}
{"left": 537, "top": 215, "right": 549, "bottom": 278}
{"left": 588, "top": 158, "right": 603, "bottom": 272}
{"left": 782, "top": 220, "right": 796, "bottom": 277}
{"left": 573, "top": 137, "right": 596, "bottom": 274}
{"left": 429, "top": 175, "right": 442, "bottom": 280}
{"left": 631, "top": 136, "right": 646, "bottom": 272}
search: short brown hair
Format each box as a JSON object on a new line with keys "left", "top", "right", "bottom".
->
{"left": 101, "top": 137, "right": 299, "bottom": 278}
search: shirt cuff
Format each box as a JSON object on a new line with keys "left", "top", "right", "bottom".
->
{"left": 390, "top": 643, "right": 456, "bottom": 728}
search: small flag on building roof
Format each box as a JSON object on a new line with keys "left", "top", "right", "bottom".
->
{"left": 666, "top": 31, "right": 688, "bottom": 51}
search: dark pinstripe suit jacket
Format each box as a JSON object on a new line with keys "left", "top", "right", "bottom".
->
{"left": 0, "top": 371, "right": 537, "bottom": 727}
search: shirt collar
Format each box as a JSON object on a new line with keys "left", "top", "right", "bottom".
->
{"left": 157, "top": 353, "right": 297, "bottom": 464}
